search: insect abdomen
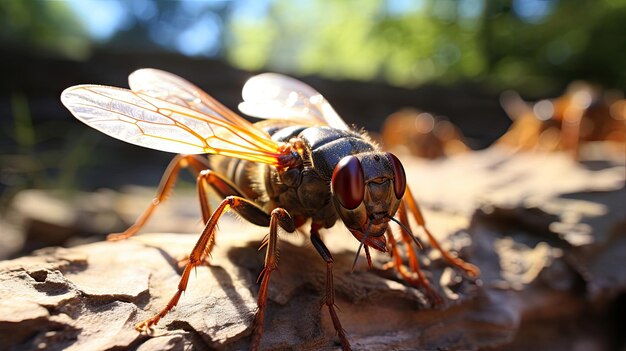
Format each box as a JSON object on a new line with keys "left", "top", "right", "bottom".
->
{"left": 209, "top": 122, "right": 308, "bottom": 204}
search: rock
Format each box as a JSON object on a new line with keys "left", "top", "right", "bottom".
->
{"left": 1, "top": 187, "right": 206, "bottom": 259}
{"left": 1, "top": 143, "right": 624, "bottom": 350}
{"left": 0, "top": 226, "right": 489, "bottom": 350}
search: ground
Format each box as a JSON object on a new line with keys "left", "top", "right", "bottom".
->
{"left": 1, "top": 144, "right": 625, "bottom": 350}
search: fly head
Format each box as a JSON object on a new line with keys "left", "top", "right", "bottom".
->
{"left": 330, "top": 152, "right": 406, "bottom": 252}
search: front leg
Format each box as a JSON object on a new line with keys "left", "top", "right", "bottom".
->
{"left": 403, "top": 185, "right": 480, "bottom": 278}
{"left": 386, "top": 225, "right": 442, "bottom": 305}
{"left": 310, "top": 224, "right": 352, "bottom": 351}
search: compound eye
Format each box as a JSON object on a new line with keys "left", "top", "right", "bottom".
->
{"left": 331, "top": 156, "right": 365, "bottom": 210}
{"left": 386, "top": 152, "right": 406, "bottom": 199}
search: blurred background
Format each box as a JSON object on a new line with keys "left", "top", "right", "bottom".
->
{"left": 1, "top": 0, "right": 625, "bottom": 258}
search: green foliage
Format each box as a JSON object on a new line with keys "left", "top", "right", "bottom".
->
{"left": 2, "top": 0, "right": 625, "bottom": 92}
{"left": 0, "top": 93, "right": 100, "bottom": 206}
{"left": 227, "top": 19, "right": 279, "bottom": 71}
{"left": 0, "top": 0, "right": 90, "bottom": 58}
{"left": 225, "top": 0, "right": 626, "bottom": 93}
{"left": 226, "top": 0, "right": 488, "bottom": 86}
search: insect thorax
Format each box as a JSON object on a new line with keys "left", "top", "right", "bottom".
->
{"left": 267, "top": 125, "right": 377, "bottom": 228}
{"left": 211, "top": 124, "right": 377, "bottom": 229}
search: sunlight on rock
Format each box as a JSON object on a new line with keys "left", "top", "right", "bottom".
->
{"left": 494, "top": 238, "right": 563, "bottom": 290}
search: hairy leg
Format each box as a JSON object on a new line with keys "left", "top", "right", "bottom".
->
{"left": 134, "top": 196, "right": 295, "bottom": 351}
{"left": 250, "top": 208, "right": 295, "bottom": 351}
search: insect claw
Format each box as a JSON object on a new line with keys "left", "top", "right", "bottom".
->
{"left": 135, "top": 320, "right": 156, "bottom": 334}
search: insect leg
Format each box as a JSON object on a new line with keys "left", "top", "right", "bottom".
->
{"left": 310, "top": 225, "right": 352, "bottom": 351}
{"left": 403, "top": 185, "right": 480, "bottom": 278}
{"left": 385, "top": 225, "right": 442, "bottom": 305}
{"left": 107, "top": 154, "right": 210, "bottom": 241}
{"left": 397, "top": 201, "right": 424, "bottom": 273}
{"left": 195, "top": 169, "right": 247, "bottom": 224}
{"left": 135, "top": 196, "right": 284, "bottom": 331}
{"left": 174, "top": 169, "right": 251, "bottom": 269}
{"left": 251, "top": 207, "right": 295, "bottom": 351}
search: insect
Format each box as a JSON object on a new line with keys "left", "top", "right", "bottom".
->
{"left": 382, "top": 108, "right": 469, "bottom": 159}
{"left": 61, "top": 69, "right": 480, "bottom": 350}
{"left": 497, "top": 83, "right": 626, "bottom": 158}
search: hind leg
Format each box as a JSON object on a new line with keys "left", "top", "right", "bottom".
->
{"left": 135, "top": 196, "right": 295, "bottom": 351}
{"left": 108, "top": 154, "right": 209, "bottom": 241}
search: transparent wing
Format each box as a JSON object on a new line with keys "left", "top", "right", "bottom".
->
{"left": 238, "top": 73, "right": 350, "bottom": 131}
{"left": 61, "top": 84, "right": 287, "bottom": 166}
{"left": 128, "top": 69, "right": 267, "bottom": 135}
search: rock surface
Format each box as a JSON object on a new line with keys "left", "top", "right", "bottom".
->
{"left": 1, "top": 144, "right": 624, "bottom": 350}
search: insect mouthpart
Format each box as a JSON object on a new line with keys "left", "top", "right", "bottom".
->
{"left": 351, "top": 220, "right": 373, "bottom": 271}
{"left": 369, "top": 212, "right": 389, "bottom": 225}
{"left": 349, "top": 217, "right": 390, "bottom": 271}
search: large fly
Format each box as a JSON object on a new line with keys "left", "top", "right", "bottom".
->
{"left": 61, "top": 69, "right": 479, "bottom": 351}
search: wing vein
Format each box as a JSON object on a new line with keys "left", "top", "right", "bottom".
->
{"left": 61, "top": 69, "right": 295, "bottom": 165}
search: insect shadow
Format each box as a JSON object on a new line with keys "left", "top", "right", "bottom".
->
{"left": 147, "top": 242, "right": 254, "bottom": 319}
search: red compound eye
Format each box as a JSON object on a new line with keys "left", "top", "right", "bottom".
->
{"left": 386, "top": 153, "right": 406, "bottom": 199}
{"left": 331, "top": 156, "right": 365, "bottom": 210}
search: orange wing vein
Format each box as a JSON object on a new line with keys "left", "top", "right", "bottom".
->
{"left": 61, "top": 72, "right": 289, "bottom": 166}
